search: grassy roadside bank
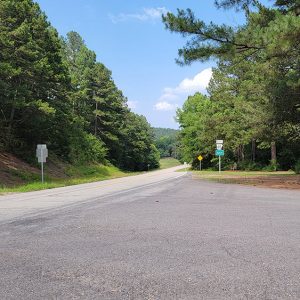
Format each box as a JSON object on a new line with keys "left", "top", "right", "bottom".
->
{"left": 159, "top": 157, "right": 181, "bottom": 169}
{"left": 0, "top": 158, "right": 182, "bottom": 194}
{"left": 0, "top": 165, "right": 136, "bottom": 194}
{"left": 192, "top": 170, "right": 300, "bottom": 190}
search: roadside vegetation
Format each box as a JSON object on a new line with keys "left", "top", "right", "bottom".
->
{"left": 0, "top": 0, "right": 159, "bottom": 175}
{"left": 153, "top": 128, "right": 181, "bottom": 159}
{"left": 163, "top": 0, "right": 300, "bottom": 173}
{"left": 0, "top": 157, "right": 183, "bottom": 194}
{"left": 0, "top": 163, "right": 135, "bottom": 194}
{"left": 159, "top": 158, "right": 182, "bottom": 170}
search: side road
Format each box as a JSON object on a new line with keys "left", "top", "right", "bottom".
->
{"left": 0, "top": 165, "right": 186, "bottom": 223}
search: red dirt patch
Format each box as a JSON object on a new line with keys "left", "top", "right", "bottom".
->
{"left": 0, "top": 152, "right": 68, "bottom": 187}
{"left": 209, "top": 175, "right": 300, "bottom": 190}
{"left": 0, "top": 153, "right": 39, "bottom": 186}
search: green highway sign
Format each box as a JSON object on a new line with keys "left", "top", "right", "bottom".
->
{"left": 215, "top": 149, "right": 224, "bottom": 156}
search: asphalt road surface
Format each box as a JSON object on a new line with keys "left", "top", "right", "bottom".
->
{"left": 0, "top": 167, "right": 299, "bottom": 299}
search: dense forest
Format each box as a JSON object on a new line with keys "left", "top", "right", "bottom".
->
{"left": 163, "top": 0, "right": 300, "bottom": 172}
{"left": 153, "top": 128, "right": 179, "bottom": 158}
{"left": 0, "top": 0, "right": 160, "bottom": 171}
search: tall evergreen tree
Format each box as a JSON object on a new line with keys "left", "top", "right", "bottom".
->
{"left": 0, "top": 0, "right": 71, "bottom": 157}
{"left": 163, "top": 0, "right": 300, "bottom": 168}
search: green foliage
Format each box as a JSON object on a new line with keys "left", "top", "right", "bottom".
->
{"left": 120, "top": 113, "right": 160, "bottom": 171}
{"left": 0, "top": 0, "right": 71, "bottom": 155}
{"left": 236, "top": 160, "right": 263, "bottom": 171}
{"left": 263, "top": 160, "right": 280, "bottom": 171}
{"left": 294, "top": 160, "right": 300, "bottom": 174}
{"left": 66, "top": 164, "right": 111, "bottom": 178}
{"left": 163, "top": 0, "right": 300, "bottom": 171}
{"left": 153, "top": 128, "right": 179, "bottom": 158}
{"left": 7, "top": 169, "right": 41, "bottom": 182}
{"left": 148, "top": 144, "right": 161, "bottom": 169}
{"left": 153, "top": 128, "right": 178, "bottom": 139}
{"left": 0, "top": 1, "right": 159, "bottom": 172}
{"left": 68, "top": 131, "right": 107, "bottom": 164}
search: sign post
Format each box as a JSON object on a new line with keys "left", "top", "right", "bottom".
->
{"left": 184, "top": 162, "right": 187, "bottom": 173}
{"left": 36, "top": 144, "right": 48, "bottom": 183}
{"left": 198, "top": 155, "right": 203, "bottom": 171}
{"left": 215, "top": 140, "right": 224, "bottom": 173}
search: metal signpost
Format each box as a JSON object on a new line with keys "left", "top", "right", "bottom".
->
{"left": 215, "top": 140, "right": 224, "bottom": 173}
{"left": 198, "top": 155, "right": 203, "bottom": 171}
{"left": 36, "top": 144, "right": 48, "bottom": 183}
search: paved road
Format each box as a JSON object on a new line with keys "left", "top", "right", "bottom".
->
{"left": 0, "top": 168, "right": 299, "bottom": 299}
{"left": 0, "top": 165, "right": 186, "bottom": 223}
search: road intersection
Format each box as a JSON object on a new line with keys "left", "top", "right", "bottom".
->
{"left": 0, "top": 166, "right": 299, "bottom": 299}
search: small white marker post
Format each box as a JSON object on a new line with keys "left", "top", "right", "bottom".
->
{"left": 36, "top": 144, "right": 48, "bottom": 183}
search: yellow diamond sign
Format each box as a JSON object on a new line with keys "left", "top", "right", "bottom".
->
{"left": 198, "top": 155, "right": 203, "bottom": 161}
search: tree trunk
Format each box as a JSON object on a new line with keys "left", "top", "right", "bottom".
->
{"left": 236, "top": 147, "right": 240, "bottom": 163}
{"left": 239, "top": 144, "right": 245, "bottom": 162}
{"left": 94, "top": 100, "right": 98, "bottom": 136}
{"left": 236, "top": 145, "right": 245, "bottom": 163}
{"left": 7, "top": 90, "right": 18, "bottom": 136}
{"left": 271, "top": 141, "right": 276, "bottom": 162}
{"left": 251, "top": 139, "right": 256, "bottom": 162}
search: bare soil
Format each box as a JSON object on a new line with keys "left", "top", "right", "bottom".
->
{"left": 0, "top": 152, "right": 68, "bottom": 187}
{"left": 198, "top": 174, "right": 300, "bottom": 190}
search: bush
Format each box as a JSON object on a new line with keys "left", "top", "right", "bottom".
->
{"left": 294, "top": 160, "right": 300, "bottom": 174}
{"left": 147, "top": 144, "right": 160, "bottom": 169}
{"left": 263, "top": 159, "right": 279, "bottom": 172}
{"left": 69, "top": 132, "right": 107, "bottom": 164}
{"left": 238, "top": 160, "right": 263, "bottom": 171}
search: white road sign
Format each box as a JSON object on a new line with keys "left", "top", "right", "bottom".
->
{"left": 216, "top": 144, "right": 223, "bottom": 150}
{"left": 36, "top": 144, "right": 48, "bottom": 163}
{"left": 216, "top": 140, "right": 224, "bottom": 144}
{"left": 36, "top": 144, "right": 48, "bottom": 183}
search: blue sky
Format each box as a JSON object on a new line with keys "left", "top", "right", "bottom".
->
{"left": 36, "top": 0, "right": 249, "bottom": 129}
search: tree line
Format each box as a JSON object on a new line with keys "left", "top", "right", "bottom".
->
{"left": 153, "top": 128, "right": 179, "bottom": 158}
{"left": 0, "top": 0, "right": 160, "bottom": 171}
{"left": 163, "top": 0, "right": 300, "bottom": 172}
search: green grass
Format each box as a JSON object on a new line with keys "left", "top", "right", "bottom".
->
{"left": 192, "top": 170, "right": 295, "bottom": 178}
{"left": 191, "top": 170, "right": 297, "bottom": 186}
{"left": 0, "top": 165, "right": 136, "bottom": 194}
{"left": 159, "top": 157, "right": 182, "bottom": 169}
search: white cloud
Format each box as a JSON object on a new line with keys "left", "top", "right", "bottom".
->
{"left": 109, "top": 7, "right": 168, "bottom": 23}
{"left": 127, "top": 100, "right": 138, "bottom": 110}
{"left": 154, "top": 101, "right": 178, "bottom": 111}
{"left": 177, "top": 68, "right": 213, "bottom": 92}
{"left": 154, "top": 68, "right": 213, "bottom": 112}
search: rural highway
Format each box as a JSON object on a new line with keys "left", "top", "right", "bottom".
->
{"left": 0, "top": 166, "right": 300, "bottom": 299}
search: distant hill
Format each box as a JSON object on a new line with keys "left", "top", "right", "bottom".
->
{"left": 152, "top": 127, "right": 179, "bottom": 140}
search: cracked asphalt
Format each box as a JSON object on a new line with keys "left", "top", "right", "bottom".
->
{"left": 0, "top": 172, "right": 300, "bottom": 299}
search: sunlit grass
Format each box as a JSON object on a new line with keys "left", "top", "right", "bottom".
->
{"left": 159, "top": 157, "right": 182, "bottom": 169}
{"left": 0, "top": 165, "right": 136, "bottom": 194}
{"left": 191, "top": 170, "right": 299, "bottom": 188}
{"left": 192, "top": 170, "right": 295, "bottom": 178}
